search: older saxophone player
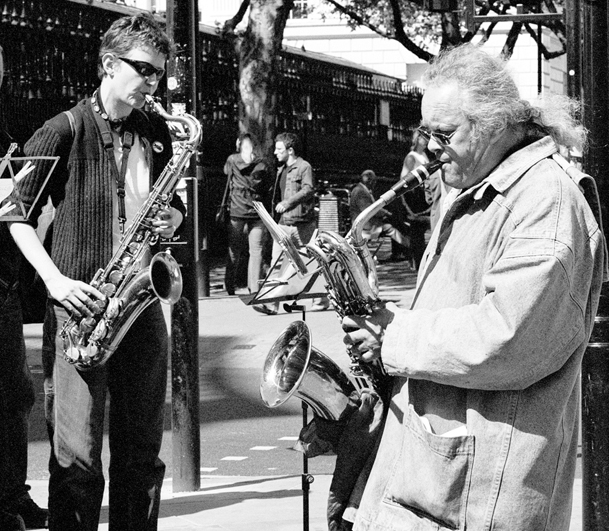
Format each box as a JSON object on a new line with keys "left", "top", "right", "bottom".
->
{"left": 7, "top": 13, "right": 184, "bottom": 531}
{"left": 341, "top": 44, "right": 606, "bottom": 531}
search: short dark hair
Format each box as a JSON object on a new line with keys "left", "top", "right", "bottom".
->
{"left": 97, "top": 12, "right": 173, "bottom": 79}
{"left": 275, "top": 132, "right": 301, "bottom": 156}
{"left": 361, "top": 169, "right": 376, "bottom": 181}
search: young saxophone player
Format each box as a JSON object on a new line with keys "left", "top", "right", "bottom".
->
{"left": 7, "top": 13, "right": 185, "bottom": 531}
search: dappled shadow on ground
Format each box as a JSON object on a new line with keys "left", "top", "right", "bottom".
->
{"left": 97, "top": 476, "right": 306, "bottom": 523}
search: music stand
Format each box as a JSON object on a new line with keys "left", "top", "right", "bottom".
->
{"left": 0, "top": 144, "right": 59, "bottom": 222}
{"left": 249, "top": 202, "right": 328, "bottom": 531}
{"left": 241, "top": 201, "right": 328, "bottom": 310}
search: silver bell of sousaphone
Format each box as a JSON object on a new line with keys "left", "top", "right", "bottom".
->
{"left": 260, "top": 320, "right": 358, "bottom": 421}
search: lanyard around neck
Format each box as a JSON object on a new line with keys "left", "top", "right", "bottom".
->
{"left": 90, "top": 90, "right": 133, "bottom": 233}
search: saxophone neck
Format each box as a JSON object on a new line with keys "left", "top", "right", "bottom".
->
{"left": 144, "top": 95, "right": 202, "bottom": 148}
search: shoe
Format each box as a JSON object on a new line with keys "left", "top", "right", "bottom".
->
{"left": 0, "top": 509, "right": 26, "bottom": 531}
{"left": 4, "top": 496, "right": 48, "bottom": 530}
{"left": 253, "top": 304, "right": 277, "bottom": 315}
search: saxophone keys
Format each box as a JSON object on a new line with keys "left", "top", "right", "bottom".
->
{"left": 104, "top": 298, "right": 121, "bottom": 321}
{"left": 101, "top": 282, "right": 117, "bottom": 297}
{"left": 64, "top": 346, "right": 82, "bottom": 363}
{"left": 86, "top": 343, "right": 99, "bottom": 362}
{"left": 79, "top": 317, "right": 97, "bottom": 334}
{"left": 90, "top": 319, "right": 107, "bottom": 342}
{"left": 108, "top": 271, "right": 123, "bottom": 285}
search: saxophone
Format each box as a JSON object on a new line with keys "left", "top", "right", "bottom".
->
{"left": 61, "top": 95, "right": 202, "bottom": 370}
{"left": 306, "top": 159, "right": 443, "bottom": 395}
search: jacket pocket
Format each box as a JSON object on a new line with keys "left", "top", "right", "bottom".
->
{"left": 382, "top": 406, "right": 474, "bottom": 530}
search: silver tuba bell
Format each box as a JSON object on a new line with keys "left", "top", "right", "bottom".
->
{"left": 260, "top": 320, "right": 358, "bottom": 421}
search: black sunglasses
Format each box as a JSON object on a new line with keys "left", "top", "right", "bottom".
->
{"left": 417, "top": 126, "right": 457, "bottom": 147}
{"left": 118, "top": 57, "right": 165, "bottom": 80}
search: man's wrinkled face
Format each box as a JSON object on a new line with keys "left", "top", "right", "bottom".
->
{"left": 420, "top": 82, "right": 497, "bottom": 190}
{"left": 274, "top": 141, "right": 289, "bottom": 164}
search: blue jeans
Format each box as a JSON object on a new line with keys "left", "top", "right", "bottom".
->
{"left": 0, "top": 282, "right": 35, "bottom": 507}
{"left": 225, "top": 217, "right": 268, "bottom": 294}
{"left": 43, "top": 302, "right": 168, "bottom": 531}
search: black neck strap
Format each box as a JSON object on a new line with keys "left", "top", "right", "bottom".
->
{"left": 90, "top": 90, "right": 133, "bottom": 233}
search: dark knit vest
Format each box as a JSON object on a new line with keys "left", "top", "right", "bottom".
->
{"left": 16, "top": 98, "right": 180, "bottom": 283}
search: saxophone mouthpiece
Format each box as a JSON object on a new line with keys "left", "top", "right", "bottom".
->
{"left": 392, "top": 159, "right": 443, "bottom": 196}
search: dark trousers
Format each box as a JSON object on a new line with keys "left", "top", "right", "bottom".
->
{"left": 44, "top": 302, "right": 168, "bottom": 531}
{"left": 225, "top": 217, "right": 268, "bottom": 294}
{"left": 0, "top": 284, "right": 35, "bottom": 508}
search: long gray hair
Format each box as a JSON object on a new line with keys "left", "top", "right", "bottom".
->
{"left": 422, "top": 44, "right": 587, "bottom": 152}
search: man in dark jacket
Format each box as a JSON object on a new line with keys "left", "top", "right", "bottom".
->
{"left": 255, "top": 132, "right": 329, "bottom": 314}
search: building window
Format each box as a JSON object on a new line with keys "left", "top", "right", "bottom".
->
{"left": 291, "top": 0, "right": 309, "bottom": 19}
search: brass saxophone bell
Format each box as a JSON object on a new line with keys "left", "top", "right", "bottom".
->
{"left": 260, "top": 320, "right": 358, "bottom": 421}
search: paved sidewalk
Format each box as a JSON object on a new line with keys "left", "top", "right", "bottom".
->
{"left": 26, "top": 476, "right": 584, "bottom": 530}
{"left": 22, "top": 253, "right": 584, "bottom": 530}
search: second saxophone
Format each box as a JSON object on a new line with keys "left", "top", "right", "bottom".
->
{"left": 61, "top": 96, "right": 202, "bottom": 370}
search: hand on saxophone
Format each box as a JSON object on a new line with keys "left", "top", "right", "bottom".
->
{"left": 341, "top": 302, "right": 398, "bottom": 362}
{"left": 45, "top": 273, "right": 105, "bottom": 318}
{"left": 151, "top": 205, "right": 183, "bottom": 239}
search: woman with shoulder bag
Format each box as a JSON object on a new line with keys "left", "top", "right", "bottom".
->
{"left": 223, "top": 133, "right": 272, "bottom": 297}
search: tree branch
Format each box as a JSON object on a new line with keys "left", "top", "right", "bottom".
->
{"left": 324, "top": 0, "right": 434, "bottom": 62}
{"left": 222, "top": 0, "right": 250, "bottom": 37}
{"left": 523, "top": 23, "right": 566, "bottom": 59}
{"left": 501, "top": 21, "right": 522, "bottom": 59}
{"left": 387, "top": 0, "right": 434, "bottom": 60}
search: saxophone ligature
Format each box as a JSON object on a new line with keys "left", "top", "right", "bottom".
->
{"left": 60, "top": 96, "right": 202, "bottom": 370}
{"left": 260, "top": 159, "right": 442, "bottom": 417}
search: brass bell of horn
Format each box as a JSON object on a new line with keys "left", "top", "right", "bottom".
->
{"left": 260, "top": 320, "right": 358, "bottom": 421}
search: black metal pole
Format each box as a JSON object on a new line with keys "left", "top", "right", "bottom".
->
{"left": 166, "top": 0, "right": 201, "bottom": 493}
{"left": 574, "top": 0, "right": 609, "bottom": 527}
{"left": 564, "top": 0, "right": 581, "bottom": 102}
{"left": 537, "top": 23, "right": 542, "bottom": 94}
{"left": 300, "top": 306, "right": 313, "bottom": 531}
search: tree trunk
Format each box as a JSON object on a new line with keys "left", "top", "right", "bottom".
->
{"left": 239, "top": 0, "right": 293, "bottom": 161}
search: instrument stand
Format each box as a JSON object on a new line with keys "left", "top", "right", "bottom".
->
{"left": 285, "top": 302, "right": 314, "bottom": 531}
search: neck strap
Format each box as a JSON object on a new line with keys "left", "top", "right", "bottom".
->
{"left": 90, "top": 90, "right": 133, "bottom": 233}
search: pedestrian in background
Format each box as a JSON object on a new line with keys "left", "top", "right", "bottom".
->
{"left": 341, "top": 43, "right": 605, "bottom": 531}
{"left": 0, "top": 57, "right": 49, "bottom": 531}
{"left": 255, "top": 132, "right": 329, "bottom": 315}
{"left": 399, "top": 130, "right": 432, "bottom": 269}
{"left": 223, "top": 133, "right": 272, "bottom": 299}
{"left": 0, "top": 219, "right": 49, "bottom": 531}
{"left": 349, "top": 169, "right": 411, "bottom": 262}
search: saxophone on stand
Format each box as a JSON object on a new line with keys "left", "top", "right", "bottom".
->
{"left": 61, "top": 96, "right": 202, "bottom": 371}
{"left": 260, "top": 160, "right": 442, "bottom": 418}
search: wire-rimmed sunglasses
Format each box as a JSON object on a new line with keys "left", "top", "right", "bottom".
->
{"left": 417, "top": 126, "right": 457, "bottom": 147}
{"left": 118, "top": 57, "right": 165, "bottom": 81}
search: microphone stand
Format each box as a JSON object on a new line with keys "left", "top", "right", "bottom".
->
{"left": 284, "top": 301, "right": 314, "bottom": 531}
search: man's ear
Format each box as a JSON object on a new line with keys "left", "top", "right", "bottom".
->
{"left": 101, "top": 53, "right": 117, "bottom": 77}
